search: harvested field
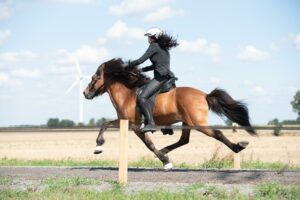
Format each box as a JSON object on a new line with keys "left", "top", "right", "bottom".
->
{"left": 0, "top": 129, "right": 299, "bottom": 165}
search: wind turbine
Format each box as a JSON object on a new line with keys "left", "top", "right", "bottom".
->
{"left": 65, "top": 58, "right": 89, "bottom": 123}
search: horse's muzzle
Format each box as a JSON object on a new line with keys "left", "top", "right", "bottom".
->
{"left": 83, "top": 91, "right": 94, "bottom": 100}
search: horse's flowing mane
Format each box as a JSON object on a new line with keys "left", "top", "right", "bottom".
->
{"left": 103, "top": 58, "right": 150, "bottom": 89}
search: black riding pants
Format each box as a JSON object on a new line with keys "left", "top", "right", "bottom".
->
{"left": 137, "top": 76, "right": 168, "bottom": 124}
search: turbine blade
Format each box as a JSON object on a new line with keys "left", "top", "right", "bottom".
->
{"left": 65, "top": 79, "right": 79, "bottom": 94}
{"left": 75, "top": 58, "right": 82, "bottom": 76}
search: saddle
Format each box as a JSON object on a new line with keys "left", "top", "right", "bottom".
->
{"left": 136, "top": 77, "right": 177, "bottom": 104}
{"left": 136, "top": 77, "right": 177, "bottom": 135}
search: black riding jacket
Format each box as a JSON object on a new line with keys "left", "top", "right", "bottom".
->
{"left": 129, "top": 43, "right": 174, "bottom": 79}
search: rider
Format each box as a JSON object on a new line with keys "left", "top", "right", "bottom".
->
{"left": 127, "top": 28, "right": 178, "bottom": 133}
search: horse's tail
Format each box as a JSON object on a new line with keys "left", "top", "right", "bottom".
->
{"left": 206, "top": 88, "right": 257, "bottom": 136}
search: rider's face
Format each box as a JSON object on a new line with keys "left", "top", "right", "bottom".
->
{"left": 148, "top": 36, "right": 155, "bottom": 44}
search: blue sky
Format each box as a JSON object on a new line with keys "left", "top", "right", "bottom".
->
{"left": 0, "top": 0, "right": 299, "bottom": 126}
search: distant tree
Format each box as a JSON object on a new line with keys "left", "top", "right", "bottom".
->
{"left": 77, "top": 122, "right": 85, "bottom": 127}
{"left": 281, "top": 119, "right": 300, "bottom": 125}
{"left": 291, "top": 90, "right": 300, "bottom": 120}
{"left": 224, "top": 119, "right": 232, "bottom": 126}
{"left": 59, "top": 119, "right": 75, "bottom": 127}
{"left": 268, "top": 118, "right": 280, "bottom": 125}
{"left": 47, "top": 118, "right": 60, "bottom": 128}
{"left": 96, "top": 117, "right": 108, "bottom": 126}
{"left": 88, "top": 118, "right": 96, "bottom": 126}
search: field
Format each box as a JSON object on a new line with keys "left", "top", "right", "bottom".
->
{"left": 0, "top": 129, "right": 299, "bottom": 165}
{"left": 1, "top": 129, "right": 300, "bottom": 199}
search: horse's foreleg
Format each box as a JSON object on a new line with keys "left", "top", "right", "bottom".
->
{"left": 159, "top": 124, "right": 190, "bottom": 155}
{"left": 134, "top": 131, "right": 173, "bottom": 170}
{"left": 94, "top": 119, "right": 119, "bottom": 154}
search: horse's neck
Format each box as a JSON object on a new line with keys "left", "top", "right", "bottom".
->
{"left": 106, "top": 82, "right": 133, "bottom": 113}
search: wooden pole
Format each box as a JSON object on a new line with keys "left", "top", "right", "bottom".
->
{"left": 232, "top": 123, "right": 241, "bottom": 169}
{"left": 118, "top": 119, "right": 129, "bottom": 184}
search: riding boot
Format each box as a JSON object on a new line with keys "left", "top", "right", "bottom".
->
{"left": 138, "top": 99, "right": 156, "bottom": 133}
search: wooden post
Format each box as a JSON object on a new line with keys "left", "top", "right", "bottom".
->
{"left": 118, "top": 119, "right": 129, "bottom": 184}
{"left": 232, "top": 123, "right": 241, "bottom": 169}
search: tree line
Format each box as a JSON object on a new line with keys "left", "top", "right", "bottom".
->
{"left": 46, "top": 117, "right": 110, "bottom": 128}
{"left": 268, "top": 90, "right": 300, "bottom": 125}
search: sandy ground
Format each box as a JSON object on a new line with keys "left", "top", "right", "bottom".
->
{"left": 0, "top": 130, "right": 300, "bottom": 165}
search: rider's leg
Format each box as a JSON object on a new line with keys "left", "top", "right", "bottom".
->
{"left": 137, "top": 78, "right": 165, "bottom": 132}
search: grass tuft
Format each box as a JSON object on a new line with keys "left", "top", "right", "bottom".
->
{"left": 255, "top": 182, "right": 300, "bottom": 199}
{"left": 0, "top": 176, "right": 13, "bottom": 185}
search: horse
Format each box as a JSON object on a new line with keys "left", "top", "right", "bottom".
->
{"left": 83, "top": 58, "right": 256, "bottom": 170}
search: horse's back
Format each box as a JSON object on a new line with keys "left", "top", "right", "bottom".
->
{"left": 156, "top": 86, "right": 208, "bottom": 112}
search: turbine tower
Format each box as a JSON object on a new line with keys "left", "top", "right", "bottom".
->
{"left": 65, "top": 58, "right": 89, "bottom": 123}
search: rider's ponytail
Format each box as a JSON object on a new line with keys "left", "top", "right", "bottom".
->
{"left": 156, "top": 32, "right": 179, "bottom": 51}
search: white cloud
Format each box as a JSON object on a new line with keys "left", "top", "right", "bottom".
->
{"left": 45, "top": 0, "right": 97, "bottom": 4}
{"left": 0, "top": 2, "right": 12, "bottom": 20}
{"left": 287, "top": 86, "right": 298, "bottom": 93}
{"left": 291, "top": 34, "right": 300, "bottom": 50}
{"left": 0, "top": 72, "right": 22, "bottom": 87}
{"left": 56, "top": 45, "right": 109, "bottom": 65}
{"left": 243, "top": 80, "right": 253, "bottom": 87}
{"left": 252, "top": 86, "right": 266, "bottom": 96}
{"left": 97, "top": 37, "right": 107, "bottom": 45}
{"left": 11, "top": 68, "right": 41, "bottom": 79}
{"left": 106, "top": 20, "right": 144, "bottom": 40}
{"left": 109, "top": 0, "right": 170, "bottom": 16}
{"left": 239, "top": 45, "right": 271, "bottom": 61}
{"left": 0, "top": 29, "right": 11, "bottom": 45}
{"left": 0, "top": 50, "right": 37, "bottom": 63}
{"left": 144, "top": 6, "right": 184, "bottom": 22}
{"left": 179, "top": 38, "right": 221, "bottom": 62}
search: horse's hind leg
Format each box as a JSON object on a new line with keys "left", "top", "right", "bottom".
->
{"left": 197, "top": 127, "right": 248, "bottom": 153}
{"left": 133, "top": 130, "right": 173, "bottom": 170}
{"left": 159, "top": 123, "right": 190, "bottom": 155}
{"left": 94, "top": 119, "right": 119, "bottom": 154}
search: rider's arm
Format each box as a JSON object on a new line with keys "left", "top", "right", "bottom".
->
{"left": 129, "top": 43, "right": 156, "bottom": 67}
{"left": 141, "top": 65, "right": 154, "bottom": 72}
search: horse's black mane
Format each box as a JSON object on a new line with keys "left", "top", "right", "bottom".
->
{"left": 102, "top": 58, "right": 150, "bottom": 89}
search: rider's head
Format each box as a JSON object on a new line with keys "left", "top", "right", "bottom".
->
{"left": 144, "top": 28, "right": 162, "bottom": 44}
{"left": 144, "top": 28, "right": 179, "bottom": 50}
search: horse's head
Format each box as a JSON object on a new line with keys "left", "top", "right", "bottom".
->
{"left": 83, "top": 64, "right": 106, "bottom": 100}
{"left": 84, "top": 58, "right": 150, "bottom": 100}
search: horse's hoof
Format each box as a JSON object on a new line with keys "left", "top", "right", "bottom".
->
{"left": 164, "top": 163, "right": 173, "bottom": 171}
{"left": 94, "top": 146, "right": 103, "bottom": 154}
{"left": 238, "top": 141, "right": 249, "bottom": 148}
{"left": 234, "top": 141, "right": 249, "bottom": 153}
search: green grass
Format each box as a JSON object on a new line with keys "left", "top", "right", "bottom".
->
{"left": 1, "top": 176, "right": 299, "bottom": 200}
{"left": 0, "top": 157, "right": 117, "bottom": 167}
{"left": 42, "top": 176, "right": 101, "bottom": 189}
{"left": 255, "top": 182, "right": 300, "bottom": 200}
{"left": 1, "top": 156, "right": 299, "bottom": 170}
{"left": 0, "top": 176, "right": 13, "bottom": 185}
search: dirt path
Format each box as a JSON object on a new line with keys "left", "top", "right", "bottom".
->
{"left": 1, "top": 166, "right": 299, "bottom": 185}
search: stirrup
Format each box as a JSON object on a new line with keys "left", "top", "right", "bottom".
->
{"left": 140, "top": 123, "right": 156, "bottom": 133}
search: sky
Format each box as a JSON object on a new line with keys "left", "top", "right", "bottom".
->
{"left": 0, "top": 0, "right": 299, "bottom": 126}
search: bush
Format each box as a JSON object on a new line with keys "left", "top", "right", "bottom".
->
{"left": 273, "top": 124, "right": 282, "bottom": 136}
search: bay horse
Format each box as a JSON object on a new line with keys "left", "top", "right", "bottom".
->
{"left": 83, "top": 58, "right": 256, "bottom": 170}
